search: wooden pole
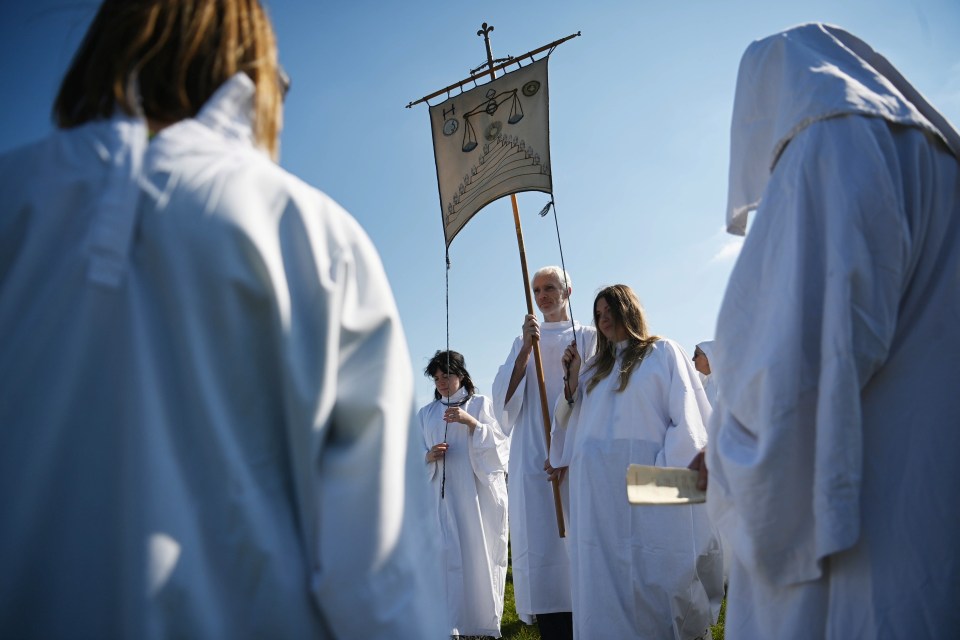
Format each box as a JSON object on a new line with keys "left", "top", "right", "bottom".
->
{"left": 478, "top": 23, "right": 565, "bottom": 538}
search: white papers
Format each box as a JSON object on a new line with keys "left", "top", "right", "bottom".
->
{"left": 626, "top": 464, "right": 706, "bottom": 505}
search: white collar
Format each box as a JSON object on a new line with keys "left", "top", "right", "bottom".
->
{"left": 440, "top": 386, "right": 470, "bottom": 405}
{"left": 194, "top": 73, "right": 260, "bottom": 152}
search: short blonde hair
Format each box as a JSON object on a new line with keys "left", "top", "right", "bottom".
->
{"left": 54, "top": 0, "right": 283, "bottom": 158}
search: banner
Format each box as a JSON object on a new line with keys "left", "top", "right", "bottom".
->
{"left": 429, "top": 57, "right": 552, "bottom": 246}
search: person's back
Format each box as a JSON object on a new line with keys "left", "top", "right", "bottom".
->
{"left": 0, "top": 2, "right": 444, "bottom": 637}
{"left": 707, "top": 23, "right": 960, "bottom": 638}
{"left": 0, "top": 110, "right": 155, "bottom": 638}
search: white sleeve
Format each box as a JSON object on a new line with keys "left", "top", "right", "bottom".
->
{"left": 657, "top": 341, "right": 710, "bottom": 468}
{"left": 284, "top": 193, "right": 445, "bottom": 639}
{"left": 491, "top": 337, "right": 525, "bottom": 437}
{"left": 549, "top": 385, "right": 581, "bottom": 469}
{"left": 468, "top": 395, "right": 510, "bottom": 479}
{"left": 708, "top": 117, "right": 906, "bottom": 588}
{"left": 418, "top": 406, "right": 439, "bottom": 482}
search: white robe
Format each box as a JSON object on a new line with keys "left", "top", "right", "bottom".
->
{"left": 0, "top": 74, "right": 446, "bottom": 639}
{"left": 492, "top": 320, "right": 596, "bottom": 623}
{"left": 419, "top": 387, "right": 510, "bottom": 638}
{"left": 551, "top": 338, "right": 724, "bottom": 639}
{"left": 709, "top": 23, "right": 960, "bottom": 639}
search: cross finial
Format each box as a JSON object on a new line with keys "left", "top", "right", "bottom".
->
{"left": 477, "top": 23, "right": 495, "bottom": 74}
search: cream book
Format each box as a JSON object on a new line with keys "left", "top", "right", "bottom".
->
{"left": 626, "top": 464, "right": 706, "bottom": 505}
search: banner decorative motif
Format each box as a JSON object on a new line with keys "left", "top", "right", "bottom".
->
{"left": 429, "top": 57, "right": 552, "bottom": 246}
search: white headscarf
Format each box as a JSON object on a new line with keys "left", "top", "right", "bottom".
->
{"left": 695, "top": 340, "right": 718, "bottom": 406}
{"left": 696, "top": 340, "right": 715, "bottom": 365}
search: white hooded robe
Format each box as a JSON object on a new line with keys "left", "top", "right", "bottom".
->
{"left": 708, "top": 23, "right": 960, "bottom": 639}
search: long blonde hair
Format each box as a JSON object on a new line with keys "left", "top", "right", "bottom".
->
{"left": 53, "top": 0, "right": 283, "bottom": 158}
{"left": 585, "top": 284, "right": 659, "bottom": 393}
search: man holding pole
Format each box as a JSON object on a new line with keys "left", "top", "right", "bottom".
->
{"left": 493, "top": 265, "right": 596, "bottom": 640}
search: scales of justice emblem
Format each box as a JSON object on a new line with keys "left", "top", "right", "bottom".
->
{"left": 431, "top": 59, "right": 552, "bottom": 246}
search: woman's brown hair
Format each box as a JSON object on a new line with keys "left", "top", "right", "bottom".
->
{"left": 53, "top": 0, "right": 283, "bottom": 158}
{"left": 424, "top": 350, "right": 477, "bottom": 401}
{"left": 585, "top": 284, "right": 660, "bottom": 393}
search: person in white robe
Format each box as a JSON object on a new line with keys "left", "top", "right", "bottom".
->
{"left": 705, "top": 23, "right": 960, "bottom": 639}
{"left": 693, "top": 341, "right": 718, "bottom": 407}
{"left": 492, "top": 265, "right": 596, "bottom": 640}
{"left": 420, "top": 350, "right": 510, "bottom": 639}
{"left": 0, "top": 2, "right": 445, "bottom": 638}
{"left": 551, "top": 285, "right": 723, "bottom": 640}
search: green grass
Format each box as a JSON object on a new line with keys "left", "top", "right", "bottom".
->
{"left": 712, "top": 596, "right": 726, "bottom": 639}
{"left": 499, "top": 544, "right": 726, "bottom": 640}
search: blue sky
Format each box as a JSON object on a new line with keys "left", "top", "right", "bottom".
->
{"left": 2, "top": 0, "right": 959, "bottom": 407}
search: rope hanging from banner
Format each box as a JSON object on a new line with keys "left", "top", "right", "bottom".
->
{"left": 441, "top": 250, "right": 451, "bottom": 498}
{"left": 540, "top": 198, "right": 579, "bottom": 404}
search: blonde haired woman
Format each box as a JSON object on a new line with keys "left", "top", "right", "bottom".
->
{"left": 550, "top": 285, "right": 723, "bottom": 639}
